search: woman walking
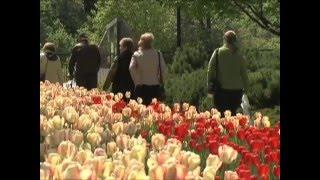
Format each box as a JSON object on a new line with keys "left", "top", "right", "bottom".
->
{"left": 129, "top": 33, "right": 166, "bottom": 105}
{"left": 207, "top": 30, "right": 249, "bottom": 116}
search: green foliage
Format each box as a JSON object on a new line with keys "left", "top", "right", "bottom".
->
{"left": 45, "top": 20, "right": 75, "bottom": 55}
{"left": 165, "top": 69, "right": 207, "bottom": 107}
{"left": 79, "top": 0, "right": 176, "bottom": 52}
{"left": 170, "top": 43, "right": 210, "bottom": 75}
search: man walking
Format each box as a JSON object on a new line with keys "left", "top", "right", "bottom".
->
{"left": 69, "top": 33, "right": 101, "bottom": 90}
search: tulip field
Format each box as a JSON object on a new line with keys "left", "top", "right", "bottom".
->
{"left": 40, "top": 81, "right": 280, "bottom": 180}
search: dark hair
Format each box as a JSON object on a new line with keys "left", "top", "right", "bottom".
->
{"left": 79, "top": 33, "right": 88, "bottom": 39}
{"left": 120, "top": 38, "right": 134, "bottom": 53}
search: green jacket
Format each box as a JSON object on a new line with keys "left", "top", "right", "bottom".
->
{"left": 207, "top": 45, "right": 249, "bottom": 92}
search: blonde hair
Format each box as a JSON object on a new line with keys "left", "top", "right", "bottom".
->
{"left": 138, "top": 33, "right": 154, "bottom": 49}
{"left": 43, "top": 42, "right": 56, "bottom": 53}
{"left": 120, "top": 38, "right": 134, "bottom": 53}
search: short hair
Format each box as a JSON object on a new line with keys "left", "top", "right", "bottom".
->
{"left": 138, "top": 33, "right": 154, "bottom": 49}
{"left": 79, "top": 32, "right": 88, "bottom": 39}
{"left": 223, "top": 30, "right": 237, "bottom": 45}
{"left": 120, "top": 38, "right": 134, "bottom": 53}
{"left": 43, "top": 42, "right": 56, "bottom": 53}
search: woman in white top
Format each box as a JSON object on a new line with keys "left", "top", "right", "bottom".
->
{"left": 129, "top": 33, "right": 166, "bottom": 105}
{"left": 40, "top": 42, "right": 63, "bottom": 84}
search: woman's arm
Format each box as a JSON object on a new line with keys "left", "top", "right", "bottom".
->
{"left": 103, "top": 58, "right": 118, "bottom": 91}
{"left": 207, "top": 50, "right": 218, "bottom": 93}
{"left": 129, "top": 54, "right": 139, "bottom": 86}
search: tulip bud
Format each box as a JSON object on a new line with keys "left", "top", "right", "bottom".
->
{"left": 107, "top": 142, "right": 118, "bottom": 156}
{"left": 87, "top": 132, "right": 102, "bottom": 147}
{"left": 57, "top": 141, "right": 77, "bottom": 159}
{"left": 152, "top": 134, "right": 165, "bottom": 151}
{"left": 112, "top": 122, "right": 124, "bottom": 136}
{"left": 46, "top": 153, "right": 61, "bottom": 168}
{"left": 75, "top": 150, "right": 93, "bottom": 165}
{"left": 262, "top": 116, "right": 271, "bottom": 128}
{"left": 125, "top": 91, "right": 131, "bottom": 99}
{"left": 62, "top": 106, "right": 79, "bottom": 124}
{"left": 70, "top": 130, "right": 83, "bottom": 146}
{"left": 49, "top": 115, "right": 65, "bottom": 130}
{"left": 77, "top": 114, "right": 93, "bottom": 132}
{"left": 187, "top": 153, "right": 200, "bottom": 171}
{"left": 218, "top": 145, "right": 238, "bottom": 164}
{"left": 206, "top": 154, "right": 222, "bottom": 172}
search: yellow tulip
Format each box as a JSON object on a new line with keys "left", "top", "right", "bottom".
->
{"left": 152, "top": 134, "right": 165, "bottom": 151}
{"left": 57, "top": 141, "right": 77, "bottom": 160}
{"left": 87, "top": 132, "right": 102, "bottom": 147}
{"left": 62, "top": 106, "right": 79, "bottom": 124}
{"left": 75, "top": 150, "right": 93, "bottom": 165}
{"left": 70, "top": 130, "right": 83, "bottom": 146}
{"left": 218, "top": 145, "right": 238, "bottom": 164}
{"left": 107, "top": 142, "right": 118, "bottom": 156}
{"left": 206, "top": 154, "right": 222, "bottom": 172}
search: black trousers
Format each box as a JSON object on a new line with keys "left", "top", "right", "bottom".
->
{"left": 214, "top": 89, "right": 243, "bottom": 116}
{"left": 75, "top": 74, "right": 97, "bottom": 90}
{"left": 135, "top": 85, "right": 161, "bottom": 105}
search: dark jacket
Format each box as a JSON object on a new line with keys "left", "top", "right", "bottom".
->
{"left": 68, "top": 43, "right": 101, "bottom": 79}
{"left": 103, "top": 50, "right": 135, "bottom": 95}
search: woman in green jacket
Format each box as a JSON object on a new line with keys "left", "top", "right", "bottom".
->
{"left": 207, "top": 31, "right": 249, "bottom": 116}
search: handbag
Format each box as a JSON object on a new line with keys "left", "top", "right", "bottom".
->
{"left": 157, "top": 51, "right": 166, "bottom": 101}
{"left": 40, "top": 55, "right": 48, "bottom": 82}
{"left": 211, "top": 48, "right": 221, "bottom": 92}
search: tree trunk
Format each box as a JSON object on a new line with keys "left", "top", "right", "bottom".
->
{"left": 206, "top": 17, "right": 211, "bottom": 30}
{"left": 177, "top": 6, "right": 182, "bottom": 47}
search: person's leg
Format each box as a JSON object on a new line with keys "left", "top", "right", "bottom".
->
{"left": 229, "top": 90, "right": 243, "bottom": 116}
{"left": 214, "top": 90, "right": 227, "bottom": 116}
{"left": 86, "top": 75, "right": 98, "bottom": 90}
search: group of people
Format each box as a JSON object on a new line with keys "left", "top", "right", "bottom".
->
{"left": 40, "top": 30, "right": 248, "bottom": 116}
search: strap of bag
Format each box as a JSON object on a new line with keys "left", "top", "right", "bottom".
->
{"left": 215, "top": 48, "right": 219, "bottom": 82}
{"left": 157, "top": 51, "right": 164, "bottom": 85}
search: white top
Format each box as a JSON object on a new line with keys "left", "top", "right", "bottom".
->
{"left": 129, "top": 48, "right": 166, "bottom": 86}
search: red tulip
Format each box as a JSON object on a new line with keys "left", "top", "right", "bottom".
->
{"left": 264, "top": 145, "right": 272, "bottom": 155}
{"left": 213, "top": 127, "right": 221, "bottom": 135}
{"left": 189, "top": 140, "right": 197, "bottom": 149}
{"left": 220, "top": 135, "right": 228, "bottom": 144}
{"left": 269, "top": 150, "right": 280, "bottom": 164}
{"left": 141, "top": 131, "right": 149, "bottom": 139}
{"left": 273, "top": 165, "right": 280, "bottom": 177}
{"left": 209, "top": 140, "right": 219, "bottom": 155}
{"left": 211, "top": 120, "right": 218, "bottom": 129}
{"left": 250, "top": 140, "right": 264, "bottom": 153}
{"left": 229, "top": 130, "right": 235, "bottom": 137}
{"left": 238, "top": 169, "right": 251, "bottom": 179}
{"left": 191, "top": 131, "right": 198, "bottom": 139}
{"left": 215, "top": 176, "right": 221, "bottom": 180}
{"left": 196, "top": 118, "right": 206, "bottom": 125}
{"left": 250, "top": 175, "right": 257, "bottom": 180}
{"left": 268, "top": 137, "right": 280, "bottom": 149}
{"left": 258, "top": 164, "right": 270, "bottom": 179}
{"left": 226, "top": 122, "right": 234, "bottom": 132}
{"left": 92, "top": 96, "right": 102, "bottom": 104}
{"left": 106, "top": 94, "right": 112, "bottom": 100}
{"left": 196, "top": 143, "right": 204, "bottom": 153}
{"left": 196, "top": 127, "right": 205, "bottom": 137}
{"left": 237, "top": 129, "right": 246, "bottom": 140}
{"left": 175, "top": 124, "right": 188, "bottom": 140}
{"left": 239, "top": 117, "right": 248, "bottom": 127}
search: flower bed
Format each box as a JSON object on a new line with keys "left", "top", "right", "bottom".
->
{"left": 40, "top": 81, "right": 280, "bottom": 180}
